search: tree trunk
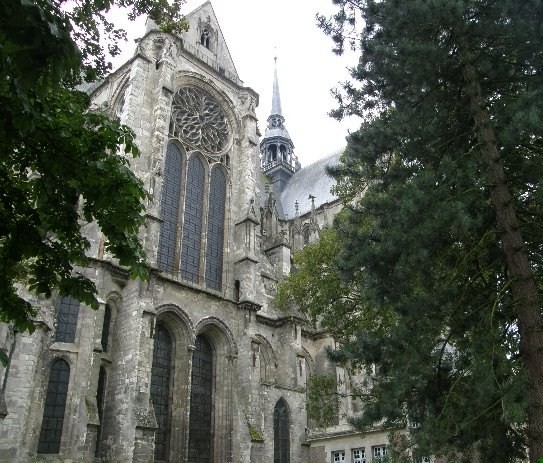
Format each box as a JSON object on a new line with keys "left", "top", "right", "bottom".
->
{"left": 458, "top": 37, "right": 543, "bottom": 463}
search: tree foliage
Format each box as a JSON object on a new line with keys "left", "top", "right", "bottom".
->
{"left": 278, "top": 0, "right": 543, "bottom": 461}
{"left": 0, "top": 0, "right": 187, "bottom": 332}
{"left": 306, "top": 374, "right": 341, "bottom": 430}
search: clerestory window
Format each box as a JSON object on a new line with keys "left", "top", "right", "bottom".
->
{"left": 157, "top": 144, "right": 227, "bottom": 290}
{"left": 100, "top": 304, "right": 112, "bottom": 352}
{"left": 55, "top": 296, "right": 80, "bottom": 343}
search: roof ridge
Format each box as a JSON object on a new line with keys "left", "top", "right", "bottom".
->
{"left": 298, "top": 149, "right": 344, "bottom": 170}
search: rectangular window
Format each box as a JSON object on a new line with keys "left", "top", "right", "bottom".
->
{"left": 353, "top": 448, "right": 366, "bottom": 463}
{"left": 332, "top": 450, "right": 345, "bottom": 463}
{"left": 55, "top": 296, "right": 80, "bottom": 343}
{"left": 372, "top": 445, "right": 387, "bottom": 462}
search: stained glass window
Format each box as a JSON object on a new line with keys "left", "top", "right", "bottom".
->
{"left": 55, "top": 296, "right": 80, "bottom": 343}
{"left": 188, "top": 335, "right": 213, "bottom": 463}
{"left": 170, "top": 87, "right": 229, "bottom": 154}
{"left": 151, "top": 324, "right": 173, "bottom": 461}
{"left": 38, "top": 359, "right": 70, "bottom": 454}
{"left": 274, "top": 398, "right": 290, "bottom": 463}
{"left": 180, "top": 156, "right": 205, "bottom": 283}
{"left": 205, "top": 167, "right": 226, "bottom": 290}
{"left": 157, "top": 143, "right": 183, "bottom": 273}
{"left": 303, "top": 226, "right": 310, "bottom": 245}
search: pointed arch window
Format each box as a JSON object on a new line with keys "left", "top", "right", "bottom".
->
{"left": 205, "top": 166, "right": 226, "bottom": 290}
{"left": 100, "top": 304, "right": 112, "bottom": 352}
{"left": 188, "top": 335, "right": 213, "bottom": 463}
{"left": 157, "top": 143, "right": 184, "bottom": 273}
{"left": 200, "top": 28, "right": 211, "bottom": 49}
{"left": 151, "top": 324, "right": 173, "bottom": 461}
{"left": 157, "top": 146, "right": 228, "bottom": 290}
{"left": 274, "top": 398, "right": 290, "bottom": 463}
{"left": 158, "top": 86, "right": 231, "bottom": 289}
{"left": 55, "top": 296, "right": 80, "bottom": 343}
{"left": 38, "top": 359, "right": 70, "bottom": 454}
{"left": 303, "top": 225, "right": 310, "bottom": 245}
{"left": 180, "top": 155, "right": 206, "bottom": 283}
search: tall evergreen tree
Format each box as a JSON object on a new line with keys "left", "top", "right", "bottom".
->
{"left": 289, "top": 0, "right": 543, "bottom": 460}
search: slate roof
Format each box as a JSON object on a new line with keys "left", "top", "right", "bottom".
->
{"left": 277, "top": 150, "right": 343, "bottom": 219}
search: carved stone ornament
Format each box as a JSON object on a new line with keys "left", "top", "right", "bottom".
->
{"left": 170, "top": 86, "right": 230, "bottom": 154}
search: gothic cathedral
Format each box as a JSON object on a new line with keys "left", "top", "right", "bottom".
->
{"left": 0, "top": 2, "right": 394, "bottom": 462}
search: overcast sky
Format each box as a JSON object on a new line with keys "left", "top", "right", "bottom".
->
{"left": 111, "top": 0, "right": 360, "bottom": 167}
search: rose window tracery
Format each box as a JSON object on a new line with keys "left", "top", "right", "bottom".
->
{"left": 170, "top": 86, "right": 230, "bottom": 154}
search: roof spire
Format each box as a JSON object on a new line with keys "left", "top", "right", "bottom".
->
{"left": 271, "top": 55, "right": 282, "bottom": 116}
{"left": 259, "top": 55, "right": 300, "bottom": 190}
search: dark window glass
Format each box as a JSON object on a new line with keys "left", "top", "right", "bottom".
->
{"left": 188, "top": 335, "right": 213, "bottom": 463}
{"left": 151, "top": 324, "right": 172, "bottom": 461}
{"left": 274, "top": 398, "right": 290, "bottom": 463}
{"left": 55, "top": 296, "right": 80, "bottom": 343}
{"left": 180, "top": 156, "right": 205, "bottom": 283}
{"left": 205, "top": 167, "right": 226, "bottom": 290}
{"left": 200, "top": 29, "right": 210, "bottom": 48}
{"left": 101, "top": 304, "right": 112, "bottom": 352}
{"left": 158, "top": 144, "right": 183, "bottom": 273}
{"left": 303, "top": 227, "right": 310, "bottom": 245}
{"left": 38, "top": 359, "right": 70, "bottom": 454}
{"left": 95, "top": 367, "right": 107, "bottom": 457}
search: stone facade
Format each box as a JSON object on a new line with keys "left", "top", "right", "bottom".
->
{"left": 0, "top": 2, "right": 403, "bottom": 462}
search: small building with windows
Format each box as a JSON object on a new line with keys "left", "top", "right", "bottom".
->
{"left": 0, "top": 2, "right": 416, "bottom": 463}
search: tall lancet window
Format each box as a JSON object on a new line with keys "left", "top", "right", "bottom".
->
{"left": 205, "top": 166, "right": 226, "bottom": 290}
{"left": 151, "top": 324, "right": 173, "bottom": 461}
{"left": 38, "top": 359, "right": 70, "bottom": 454}
{"left": 158, "top": 86, "right": 231, "bottom": 289}
{"left": 180, "top": 155, "right": 206, "bottom": 283}
{"left": 274, "top": 398, "right": 290, "bottom": 463}
{"left": 157, "top": 143, "right": 184, "bottom": 273}
{"left": 188, "top": 335, "right": 213, "bottom": 463}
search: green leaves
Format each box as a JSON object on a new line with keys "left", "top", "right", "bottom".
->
{"left": 0, "top": 83, "right": 150, "bottom": 331}
{"left": 306, "top": 374, "right": 341, "bottom": 429}
{"left": 0, "top": 0, "right": 172, "bottom": 331}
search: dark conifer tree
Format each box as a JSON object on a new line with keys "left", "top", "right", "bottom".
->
{"left": 305, "top": 1, "right": 543, "bottom": 460}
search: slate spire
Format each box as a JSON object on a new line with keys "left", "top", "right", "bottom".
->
{"left": 260, "top": 57, "right": 300, "bottom": 191}
{"left": 271, "top": 56, "right": 283, "bottom": 117}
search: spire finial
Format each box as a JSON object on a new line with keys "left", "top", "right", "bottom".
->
{"left": 271, "top": 55, "right": 282, "bottom": 116}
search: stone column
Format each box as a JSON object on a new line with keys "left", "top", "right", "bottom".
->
{"left": 0, "top": 322, "right": 49, "bottom": 462}
{"left": 132, "top": 305, "right": 158, "bottom": 462}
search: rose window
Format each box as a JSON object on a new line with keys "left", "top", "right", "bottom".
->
{"left": 170, "top": 86, "right": 230, "bottom": 154}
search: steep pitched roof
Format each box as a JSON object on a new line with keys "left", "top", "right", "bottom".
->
{"left": 181, "top": 1, "right": 240, "bottom": 80}
{"left": 278, "top": 150, "right": 343, "bottom": 219}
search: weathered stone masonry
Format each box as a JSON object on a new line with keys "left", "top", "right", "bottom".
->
{"left": 0, "top": 2, "right": 395, "bottom": 463}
